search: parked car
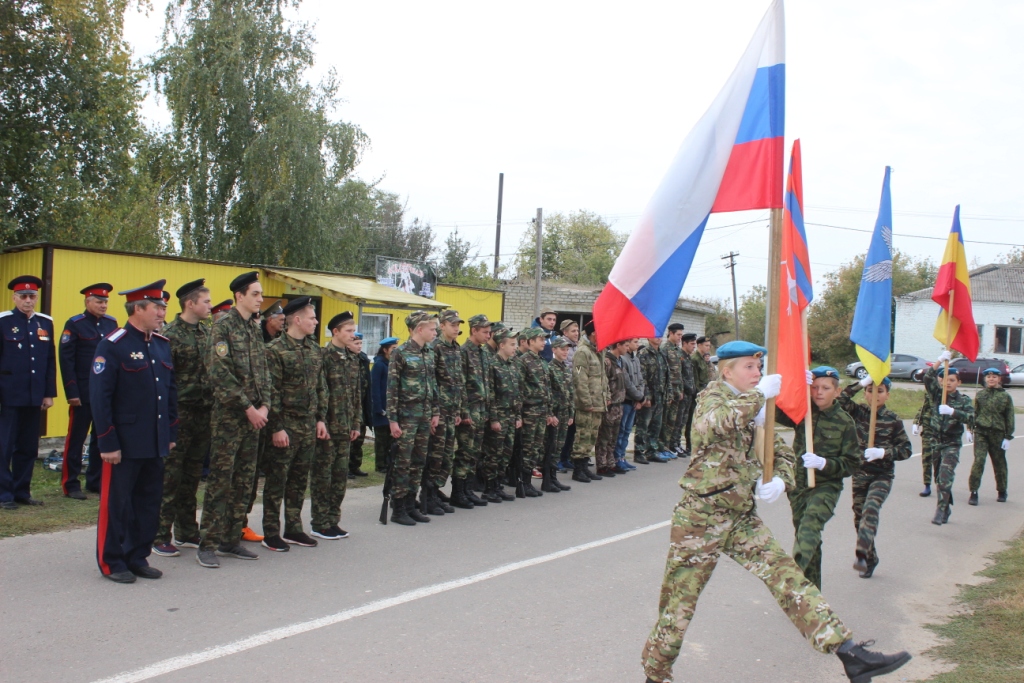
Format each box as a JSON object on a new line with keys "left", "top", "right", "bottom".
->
{"left": 845, "top": 354, "right": 930, "bottom": 381}
{"left": 1007, "top": 363, "right": 1024, "bottom": 386}
{"left": 911, "top": 357, "right": 1011, "bottom": 386}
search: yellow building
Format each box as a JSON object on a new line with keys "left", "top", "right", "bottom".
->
{"left": 0, "top": 243, "right": 503, "bottom": 438}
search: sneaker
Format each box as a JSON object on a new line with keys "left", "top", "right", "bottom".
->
{"left": 968, "top": 491, "right": 979, "bottom": 506}
{"left": 660, "top": 451, "right": 677, "bottom": 460}
{"left": 621, "top": 459, "right": 637, "bottom": 470}
{"left": 282, "top": 531, "right": 318, "bottom": 547}
{"left": 613, "top": 462, "right": 630, "bottom": 474}
{"left": 331, "top": 525, "right": 350, "bottom": 538}
{"left": 216, "top": 543, "right": 259, "bottom": 560}
{"left": 241, "top": 527, "right": 264, "bottom": 542}
{"left": 650, "top": 454, "right": 669, "bottom": 463}
{"left": 532, "top": 468, "right": 542, "bottom": 479}
{"left": 262, "top": 535, "right": 290, "bottom": 551}
{"left": 310, "top": 527, "right": 342, "bottom": 540}
{"left": 173, "top": 536, "right": 201, "bottom": 549}
{"left": 152, "top": 542, "right": 180, "bottom": 557}
{"left": 196, "top": 548, "right": 220, "bottom": 568}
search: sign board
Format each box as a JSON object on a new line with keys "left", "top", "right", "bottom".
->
{"left": 375, "top": 256, "right": 436, "bottom": 299}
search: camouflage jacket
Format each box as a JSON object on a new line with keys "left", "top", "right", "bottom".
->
{"left": 548, "top": 358, "right": 575, "bottom": 420}
{"left": 433, "top": 337, "right": 464, "bottom": 416}
{"left": 682, "top": 380, "right": 796, "bottom": 512}
{"left": 913, "top": 389, "right": 934, "bottom": 431}
{"left": 974, "top": 387, "right": 1015, "bottom": 440}
{"left": 638, "top": 344, "right": 669, "bottom": 399}
{"left": 691, "top": 350, "right": 712, "bottom": 393}
{"left": 514, "top": 349, "right": 552, "bottom": 413}
{"left": 776, "top": 399, "right": 860, "bottom": 488}
{"left": 681, "top": 354, "right": 696, "bottom": 396}
{"left": 660, "top": 340, "right": 683, "bottom": 394}
{"left": 208, "top": 307, "right": 271, "bottom": 412}
{"left": 837, "top": 382, "right": 913, "bottom": 477}
{"left": 266, "top": 333, "right": 327, "bottom": 434}
{"left": 321, "top": 341, "right": 362, "bottom": 436}
{"left": 573, "top": 338, "right": 609, "bottom": 411}
{"left": 162, "top": 315, "right": 211, "bottom": 409}
{"left": 386, "top": 338, "right": 439, "bottom": 419}
{"left": 487, "top": 354, "right": 521, "bottom": 422}
{"left": 603, "top": 350, "right": 626, "bottom": 404}
{"left": 923, "top": 365, "right": 975, "bottom": 443}
{"left": 460, "top": 340, "right": 489, "bottom": 417}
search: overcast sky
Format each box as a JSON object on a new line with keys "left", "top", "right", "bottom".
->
{"left": 124, "top": 0, "right": 1024, "bottom": 304}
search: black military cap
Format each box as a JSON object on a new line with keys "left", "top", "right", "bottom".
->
{"left": 175, "top": 278, "right": 206, "bottom": 299}
{"left": 229, "top": 271, "right": 260, "bottom": 293}
{"left": 667, "top": 323, "right": 685, "bottom": 332}
{"left": 9, "top": 275, "right": 43, "bottom": 292}
{"left": 119, "top": 280, "right": 168, "bottom": 305}
{"left": 282, "top": 296, "right": 313, "bottom": 316}
{"left": 696, "top": 336, "right": 708, "bottom": 344}
{"left": 81, "top": 283, "right": 113, "bottom": 299}
{"left": 327, "top": 311, "right": 354, "bottom": 332}
{"left": 261, "top": 299, "right": 284, "bottom": 317}
{"left": 211, "top": 299, "right": 232, "bottom": 314}
{"left": 681, "top": 332, "right": 697, "bottom": 342}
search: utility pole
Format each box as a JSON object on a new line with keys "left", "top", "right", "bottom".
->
{"left": 533, "top": 208, "right": 543, "bottom": 319}
{"left": 722, "top": 251, "right": 740, "bottom": 338}
{"left": 494, "top": 173, "right": 504, "bottom": 278}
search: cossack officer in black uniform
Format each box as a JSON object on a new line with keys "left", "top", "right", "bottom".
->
{"left": 91, "top": 280, "right": 178, "bottom": 583}
{"left": 58, "top": 283, "right": 119, "bottom": 499}
{"left": 0, "top": 275, "right": 57, "bottom": 510}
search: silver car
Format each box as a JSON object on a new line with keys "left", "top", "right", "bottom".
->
{"left": 845, "top": 353, "right": 930, "bottom": 381}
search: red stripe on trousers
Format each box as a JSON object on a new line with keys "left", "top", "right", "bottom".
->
{"left": 60, "top": 405, "right": 76, "bottom": 495}
{"left": 97, "top": 460, "right": 113, "bottom": 576}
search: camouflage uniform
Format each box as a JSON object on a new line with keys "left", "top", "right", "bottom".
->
{"left": 428, "top": 333, "right": 463, "bottom": 488}
{"left": 263, "top": 333, "right": 327, "bottom": 537}
{"left": 923, "top": 366, "right": 975, "bottom": 517}
{"left": 777, "top": 401, "right": 860, "bottom": 589}
{"left": 547, "top": 356, "right": 575, "bottom": 458}
{"left": 635, "top": 343, "right": 669, "bottom": 459}
{"left": 690, "top": 350, "right": 712, "bottom": 394}
{"left": 199, "top": 307, "right": 271, "bottom": 550}
{"left": 643, "top": 380, "right": 852, "bottom": 683}
{"left": 155, "top": 315, "right": 212, "bottom": 545}
{"left": 311, "top": 341, "right": 361, "bottom": 531}
{"left": 455, "top": 335, "right": 489, "bottom": 480}
{"left": 514, "top": 341, "right": 553, "bottom": 470}
{"left": 348, "top": 351, "right": 371, "bottom": 475}
{"left": 837, "top": 383, "right": 913, "bottom": 567}
{"left": 483, "top": 350, "right": 520, "bottom": 481}
{"left": 677, "top": 353, "right": 696, "bottom": 451}
{"left": 969, "top": 385, "right": 1014, "bottom": 495}
{"left": 387, "top": 337, "right": 439, "bottom": 499}
{"left": 914, "top": 391, "right": 937, "bottom": 485}
{"left": 595, "top": 350, "right": 625, "bottom": 469}
{"left": 659, "top": 340, "right": 684, "bottom": 452}
{"left": 571, "top": 338, "right": 609, "bottom": 463}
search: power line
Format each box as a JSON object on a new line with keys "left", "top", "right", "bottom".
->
{"left": 805, "top": 222, "right": 1023, "bottom": 248}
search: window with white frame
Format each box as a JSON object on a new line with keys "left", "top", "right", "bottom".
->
{"left": 994, "top": 325, "right": 1024, "bottom": 354}
{"left": 360, "top": 314, "right": 391, "bottom": 357}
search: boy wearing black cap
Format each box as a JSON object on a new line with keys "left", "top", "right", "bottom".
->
{"left": 59, "top": 283, "right": 118, "bottom": 499}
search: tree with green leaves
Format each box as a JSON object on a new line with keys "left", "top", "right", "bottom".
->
{"left": 513, "top": 209, "right": 625, "bottom": 285}
{"left": 738, "top": 285, "right": 768, "bottom": 346}
{"left": 434, "top": 228, "right": 500, "bottom": 288}
{"left": 694, "top": 297, "right": 735, "bottom": 347}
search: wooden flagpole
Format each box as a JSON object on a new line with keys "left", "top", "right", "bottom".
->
{"left": 762, "top": 207, "right": 784, "bottom": 483}
{"left": 802, "top": 310, "right": 815, "bottom": 487}
{"left": 868, "top": 384, "right": 879, "bottom": 448}
{"left": 941, "top": 288, "right": 955, "bottom": 406}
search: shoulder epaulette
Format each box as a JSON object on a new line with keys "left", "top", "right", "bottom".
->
{"left": 103, "top": 314, "right": 117, "bottom": 322}
{"left": 70, "top": 313, "right": 86, "bottom": 322}
{"left": 0, "top": 311, "right": 12, "bottom": 319}
{"left": 36, "top": 312, "right": 53, "bottom": 321}
{"left": 153, "top": 332, "right": 169, "bottom": 342}
{"left": 107, "top": 328, "right": 127, "bottom": 343}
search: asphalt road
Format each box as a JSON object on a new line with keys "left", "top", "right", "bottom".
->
{"left": 2, "top": 426, "right": 1023, "bottom": 683}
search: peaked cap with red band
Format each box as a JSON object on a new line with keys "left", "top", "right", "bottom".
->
{"left": 9, "top": 275, "right": 42, "bottom": 292}
{"left": 80, "top": 282, "right": 113, "bottom": 299}
{"left": 119, "top": 280, "right": 168, "bottom": 304}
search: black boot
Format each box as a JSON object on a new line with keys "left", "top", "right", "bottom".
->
{"left": 968, "top": 491, "right": 979, "bottom": 506}
{"left": 540, "top": 462, "right": 561, "bottom": 493}
{"left": 436, "top": 483, "right": 455, "bottom": 513}
{"left": 634, "top": 454, "right": 649, "bottom": 465}
{"left": 522, "top": 469, "right": 541, "bottom": 497}
{"left": 584, "top": 463, "right": 603, "bottom": 480}
{"left": 437, "top": 487, "right": 451, "bottom": 504}
{"left": 859, "top": 555, "right": 878, "bottom": 579}
{"left": 852, "top": 554, "right": 867, "bottom": 572}
{"left": 407, "top": 493, "right": 431, "bottom": 523}
{"left": 421, "top": 482, "right": 445, "bottom": 516}
{"left": 390, "top": 495, "right": 416, "bottom": 526}
{"left": 836, "top": 639, "right": 911, "bottom": 682}
{"left": 494, "top": 478, "right": 515, "bottom": 500}
{"left": 464, "top": 480, "right": 488, "bottom": 507}
{"left": 550, "top": 463, "right": 570, "bottom": 491}
{"left": 997, "top": 491, "right": 1007, "bottom": 502}
{"left": 931, "top": 506, "right": 945, "bottom": 525}
{"left": 450, "top": 478, "right": 475, "bottom": 510}
{"left": 571, "top": 460, "right": 591, "bottom": 483}
{"left": 482, "top": 479, "right": 503, "bottom": 503}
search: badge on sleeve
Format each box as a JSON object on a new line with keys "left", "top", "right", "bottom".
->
{"left": 61, "top": 330, "right": 71, "bottom": 344}
{"left": 93, "top": 356, "right": 106, "bottom": 374}
{"left": 215, "top": 341, "right": 229, "bottom": 357}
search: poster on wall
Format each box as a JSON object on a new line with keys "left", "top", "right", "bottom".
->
{"left": 375, "top": 256, "right": 436, "bottom": 299}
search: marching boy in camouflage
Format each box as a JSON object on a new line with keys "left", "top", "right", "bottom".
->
{"left": 310, "top": 312, "right": 361, "bottom": 540}
{"left": 775, "top": 366, "right": 860, "bottom": 589}
{"left": 387, "top": 311, "right": 440, "bottom": 526}
{"left": 453, "top": 315, "right": 493, "bottom": 507}
{"left": 969, "top": 368, "right": 1014, "bottom": 505}
{"left": 483, "top": 326, "right": 521, "bottom": 499}
{"left": 642, "top": 341, "right": 910, "bottom": 683}
{"left": 913, "top": 390, "right": 937, "bottom": 497}
{"left": 925, "top": 351, "right": 975, "bottom": 525}
{"left": 837, "top": 376, "right": 913, "bottom": 578}
{"left": 260, "top": 298, "right": 329, "bottom": 551}
{"left": 542, "top": 336, "right": 573, "bottom": 492}
{"left": 422, "top": 310, "right": 465, "bottom": 515}
{"left": 515, "top": 327, "right": 555, "bottom": 496}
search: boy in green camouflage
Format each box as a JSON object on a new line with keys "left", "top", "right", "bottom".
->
{"left": 482, "top": 327, "right": 521, "bottom": 497}
{"left": 924, "top": 351, "right": 975, "bottom": 525}
{"left": 912, "top": 390, "right": 937, "bottom": 496}
{"left": 969, "top": 367, "right": 1013, "bottom": 505}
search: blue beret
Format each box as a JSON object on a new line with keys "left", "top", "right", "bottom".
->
{"left": 811, "top": 366, "right": 840, "bottom": 380}
{"left": 716, "top": 341, "right": 767, "bottom": 360}
{"left": 378, "top": 336, "right": 399, "bottom": 348}
{"left": 937, "top": 366, "right": 958, "bottom": 377}
{"left": 353, "top": 332, "right": 363, "bottom": 340}
{"left": 981, "top": 367, "right": 1002, "bottom": 376}
{"left": 879, "top": 377, "right": 892, "bottom": 389}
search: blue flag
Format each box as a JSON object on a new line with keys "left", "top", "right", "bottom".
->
{"left": 850, "top": 167, "right": 893, "bottom": 384}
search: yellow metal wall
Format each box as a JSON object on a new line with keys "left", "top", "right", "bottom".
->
{"left": 359, "top": 284, "right": 504, "bottom": 346}
{"left": 0, "top": 248, "right": 44, "bottom": 294}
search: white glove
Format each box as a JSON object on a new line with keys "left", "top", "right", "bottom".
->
{"left": 938, "top": 405, "right": 955, "bottom": 416}
{"left": 859, "top": 375, "right": 873, "bottom": 388}
{"left": 864, "top": 447, "right": 885, "bottom": 462}
{"left": 937, "top": 350, "right": 952, "bottom": 364}
{"left": 756, "top": 374, "right": 782, "bottom": 399}
{"left": 802, "top": 452, "right": 827, "bottom": 470}
{"left": 753, "top": 405, "right": 766, "bottom": 427}
{"left": 964, "top": 430, "right": 974, "bottom": 444}
{"left": 912, "top": 424, "right": 921, "bottom": 436}
{"left": 756, "top": 476, "right": 786, "bottom": 504}
{"left": 805, "top": 370, "right": 814, "bottom": 385}
{"left": 1002, "top": 439, "right": 1011, "bottom": 450}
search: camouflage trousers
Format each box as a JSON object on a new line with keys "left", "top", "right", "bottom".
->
{"left": 262, "top": 422, "right": 315, "bottom": 537}
{"left": 851, "top": 472, "right": 892, "bottom": 564}
{"left": 520, "top": 406, "right": 548, "bottom": 470}
{"left": 659, "top": 395, "right": 680, "bottom": 452}
{"left": 642, "top": 494, "right": 851, "bottom": 683}
{"left": 310, "top": 435, "right": 349, "bottom": 530}
{"left": 969, "top": 428, "right": 1008, "bottom": 493}
{"left": 788, "top": 481, "right": 843, "bottom": 589}
{"left": 550, "top": 409, "right": 572, "bottom": 460}
{"left": 935, "top": 443, "right": 961, "bottom": 515}
{"left": 199, "top": 409, "right": 261, "bottom": 550}
{"left": 595, "top": 403, "right": 624, "bottom": 468}
{"left": 481, "top": 412, "right": 515, "bottom": 481}
{"left": 454, "top": 404, "right": 485, "bottom": 480}
{"left": 571, "top": 409, "right": 604, "bottom": 461}
{"left": 392, "top": 411, "right": 432, "bottom": 499}
{"left": 921, "top": 425, "right": 935, "bottom": 485}
{"left": 350, "top": 425, "right": 366, "bottom": 474}
{"left": 670, "top": 396, "right": 691, "bottom": 450}
{"left": 635, "top": 398, "right": 664, "bottom": 458}
{"left": 156, "top": 404, "right": 210, "bottom": 544}
{"left": 427, "top": 410, "right": 458, "bottom": 488}
{"left": 373, "top": 428, "right": 392, "bottom": 472}
{"left": 247, "top": 428, "right": 270, "bottom": 515}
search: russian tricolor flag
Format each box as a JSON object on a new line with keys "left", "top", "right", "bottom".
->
{"left": 593, "top": 0, "right": 785, "bottom": 346}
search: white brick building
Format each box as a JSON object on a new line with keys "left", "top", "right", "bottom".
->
{"left": 895, "top": 264, "right": 1024, "bottom": 364}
